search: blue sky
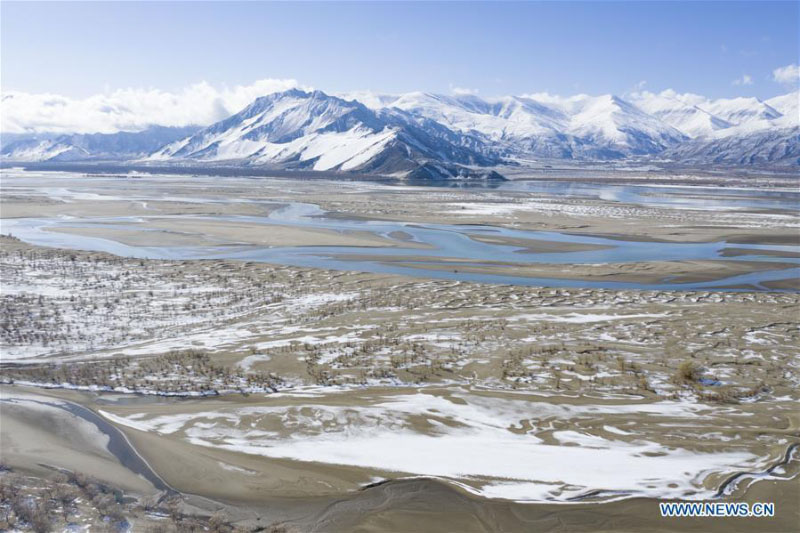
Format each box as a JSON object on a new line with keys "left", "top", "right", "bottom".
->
{"left": 1, "top": 1, "right": 797, "bottom": 100}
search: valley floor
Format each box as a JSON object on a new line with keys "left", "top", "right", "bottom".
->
{"left": 0, "top": 169, "right": 798, "bottom": 531}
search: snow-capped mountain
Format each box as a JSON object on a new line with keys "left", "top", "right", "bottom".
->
{"left": 553, "top": 93, "right": 688, "bottom": 157}
{"left": 3, "top": 88, "right": 797, "bottom": 172}
{"left": 702, "top": 97, "right": 782, "bottom": 132}
{"left": 148, "top": 89, "right": 502, "bottom": 179}
{"left": 1, "top": 126, "right": 200, "bottom": 162}
{"left": 628, "top": 91, "right": 734, "bottom": 138}
{"left": 348, "top": 91, "right": 687, "bottom": 159}
{"left": 765, "top": 91, "right": 799, "bottom": 129}
{"left": 629, "top": 90, "right": 795, "bottom": 139}
{"left": 662, "top": 126, "right": 800, "bottom": 166}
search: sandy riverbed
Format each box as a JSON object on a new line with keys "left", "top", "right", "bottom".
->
{"left": 1, "top": 169, "right": 798, "bottom": 531}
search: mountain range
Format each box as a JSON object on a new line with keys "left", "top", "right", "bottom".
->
{"left": 1, "top": 126, "right": 200, "bottom": 163}
{"left": 2, "top": 88, "right": 797, "bottom": 178}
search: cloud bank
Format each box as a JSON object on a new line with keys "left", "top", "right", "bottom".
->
{"left": 2, "top": 71, "right": 794, "bottom": 135}
{"left": 773, "top": 63, "right": 799, "bottom": 84}
{"left": 1, "top": 79, "right": 304, "bottom": 134}
{"left": 450, "top": 86, "right": 480, "bottom": 96}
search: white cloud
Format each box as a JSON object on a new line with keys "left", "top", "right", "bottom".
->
{"left": 628, "top": 89, "right": 708, "bottom": 107}
{"left": 0, "top": 79, "right": 306, "bottom": 134}
{"left": 450, "top": 86, "right": 479, "bottom": 96}
{"left": 520, "top": 92, "right": 569, "bottom": 104}
{"left": 773, "top": 63, "right": 800, "bottom": 84}
{"left": 732, "top": 74, "right": 753, "bottom": 86}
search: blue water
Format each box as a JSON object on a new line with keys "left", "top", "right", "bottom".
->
{"left": 3, "top": 200, "right": 798, "bottom": 292}
{"left": 497, "top": 181, "right": 800, "bottom": 212}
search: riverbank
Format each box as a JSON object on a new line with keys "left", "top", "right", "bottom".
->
{"left": 2, "top": 384, "right": 798, "bottom": 532}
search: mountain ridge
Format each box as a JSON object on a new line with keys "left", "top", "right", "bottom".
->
{"left": 0, "top": 125, "right": 201, "bottom": 162}
{"left": 3, "top": 88, "right": 798, "bottom": 174}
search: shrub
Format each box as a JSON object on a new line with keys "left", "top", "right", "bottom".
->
{"left": 675, "top": 360, "right": 701, "bottom": 383}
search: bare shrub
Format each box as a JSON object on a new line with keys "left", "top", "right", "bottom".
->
{"left": 675, "top": 360, "right": 701, "bottom": 383}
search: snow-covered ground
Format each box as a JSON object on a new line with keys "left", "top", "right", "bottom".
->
{"left": 98, "top": 388, "right": 773, "bottom": 502}
{"left": 4, "top": 235, "right": 796, "bottom": 405}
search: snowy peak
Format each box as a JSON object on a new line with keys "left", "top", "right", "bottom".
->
{"left": 560, "top": 94, "right": 686, "bottom": 150}
{"left": 629, "top": 90, "right": 793, "bottom": 139}
{"left": 766, "top": 91, "right": 799, "bottom": 129}
{"left": 766, "top": 90, "right": 799, "bottom": 117}
{"left": 703, "top": 96, "right": 781, "bottom": 125}
{"left": 630, "top": 91, "right": 734, "bottom": 138}
{"left": 152, "top": 90, "right": 385, "bottom": 162}
{"left": 149, "top": 89, "right": 501, "bottom": 179}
